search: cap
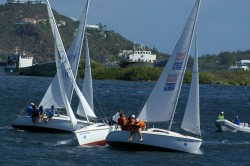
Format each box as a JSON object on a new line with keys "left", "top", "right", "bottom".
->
{"left": 221, "top": 111, "right": 224, "bottom": 114}
{"left": 236, "top": 116, "right": 238, "bottom": 118}
{"left": 131, "top": 115, "right": 135, "bottom": 119}
{"left": 30, "top": 103, "right": 35, "bottom": 106}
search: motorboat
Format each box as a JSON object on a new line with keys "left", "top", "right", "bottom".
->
{"left": 215, "top": 119, "right": 250, "bottom": 132}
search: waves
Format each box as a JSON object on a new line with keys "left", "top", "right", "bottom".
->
{"left": 204, "top": 140, "right": 250, "bottom": 145}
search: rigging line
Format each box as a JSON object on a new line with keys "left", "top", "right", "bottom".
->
{"left": 78, "top": 79, "right": 107, "bottom": 121}
{"left": 92, "top": 90, "right": 108, "bottom": 121}
{"left": 93, "top": 81, "right": 113, "bottom": 119}
{"left": 137, "top": 94, "right": 149, "bottom": 117}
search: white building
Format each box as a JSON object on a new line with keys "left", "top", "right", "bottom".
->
{"left": 124, "top": 50, "right": 156, "bottom": 63}
{"left": 7, "top": 0, "right": 43, "bottom": 4}
{"left": 86, "top": 24, "right": 99, "bottom": 30}
{"left": 229, "top": 60, "right": 250, "bottom": 70}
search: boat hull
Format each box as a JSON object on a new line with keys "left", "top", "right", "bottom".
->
{"left": 215, "top": 119, "right": 250, "bottom": 132}
{"left": 11, "top": 115, "right": 88, "bottom": 133}
{"left": 106, "top": 128, "right": 202, "bottom": 153}
{"left": 75, "top": 124, "right": 115, "bottom": 146}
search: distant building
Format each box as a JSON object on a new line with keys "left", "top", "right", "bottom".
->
{"left": 124, "top": 50, "right": 156, "bottom": 63}
{"left": 120, "top": 45, "right": 156, "bottom": 68}
{"left": 37, "top": 19, "right": 47, "bottom": 23}
{"left": 22, "top": 18, "right": 36, "bottom": 24}
{"left": 15, "top": 18, "right": 37, "bottom": 24}
{"left": 57, "top": 20, "right": 66, "bottom": 27}
{"left": 86, "top": 24, "right": 99, "bottom": 30}
{"left": 7, "top": 0, "right": 43, "bottom": 4}
{"left": 229, "top": 60, "right": 250, "bottom": 70}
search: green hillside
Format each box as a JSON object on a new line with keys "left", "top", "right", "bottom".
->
{"left": 0, "top": 2, "right": 166, "bottom": 63}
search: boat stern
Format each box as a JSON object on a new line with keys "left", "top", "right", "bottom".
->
{"left": 74, "top": 124, "right": 115, "bottom": 146}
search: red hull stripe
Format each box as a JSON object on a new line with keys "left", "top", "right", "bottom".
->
{"left": 81, "top": 140, "right": 106, "bottom": 146}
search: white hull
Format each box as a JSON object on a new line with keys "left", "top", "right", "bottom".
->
{"left": 11, "top": 115, "right": 88, "bottom": 133}
{"left": 75, "top": 123, "right": 115, "bottom": 146}
{"left": 215, "top": 119, "right": 250, "bottom": 133}
{"left": 106, "top": 128, "right": 202, "bottom": 153}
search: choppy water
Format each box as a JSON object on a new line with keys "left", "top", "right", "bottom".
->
{"left": 0, "top": 75, "right": 250, "bottom": 165}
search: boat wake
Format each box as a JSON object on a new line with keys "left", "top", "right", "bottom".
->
{"left": 194, "top": 149, "right": 203, "bottom": 155}
{"left": 56, "top": 138, "right": 78, "bottom": 146}
{"left": 0, "top": 126, "right": 14, "bottom": 130}
{"left": 203, "top": 140, "right": 250, "bottom": 145}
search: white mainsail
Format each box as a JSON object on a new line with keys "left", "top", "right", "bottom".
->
{"left": 40, "top": 0, "right": 90, "bottom": 109}
{"left": 138, "top": 0, "right": 201, "bottom": 124}
{"left": 77, "top": 34, "right": 94, "bottom": 117}
{"left": 54, "top": 39, "right": 77, "bottom": 128}
{"left": 46, "top": 0, "right": 96, "bottom": 120}
{"left": 181, "top": 35, "right": 201, "bottom": 135}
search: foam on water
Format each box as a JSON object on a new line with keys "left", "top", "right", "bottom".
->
{"left": 56, "top": 138, "right": 78, "bottom": 146}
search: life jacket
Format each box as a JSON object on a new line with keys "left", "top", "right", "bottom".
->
{"left": 218, "top": 115, "right": 224, "bottom": 120}
{"left": 136, "top": 120, "right": 146, "bottom": 128}
{"left": 126, "top": 119, "right": 136, "bottom": 130}
{"left": 118, "top": 117, "right": 126, "bottom": 126}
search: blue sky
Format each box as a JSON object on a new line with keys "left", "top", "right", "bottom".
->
{"left": 1, "top": 0, "right": 250, "bottom": 56}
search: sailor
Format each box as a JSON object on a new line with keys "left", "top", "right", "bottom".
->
{"left": 26, "top": 103, "right": 35, "bottom": 116}
{"left": 38, "top": 105, "right": 45, "bottom": 122}
{"left": 31, "top": 104, "right": 39, "bottom": 125}
{"left": 218, "top": 112, "right": 224, "bottom": 120}
{"left": 124, "top": 115, "right": 135, "bottom": 132}
{"left": 117, "top": 111, "right": 127, "bottom": 130}
{"left": 45, "top": 105, "right": 57, "bottom": 123}
{"left": 128, "top": 116, "right": 146, "bottom": 142}
{"left": 233, "top": 116, "right": 240, "bottom": 125}
{"left": 134, "top": 118, "right": 146, "bottom": 141}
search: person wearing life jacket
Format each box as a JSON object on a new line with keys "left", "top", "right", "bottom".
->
{"left": 128, "top": 118, "right": 146, "bottom": 142}
{"left": 117, "top": 111, "right": 127, "bottom": 130}
{"left": 124, "top": 115, "right": 136, "bottom": 131}
{"left": 217, "top": 112, "right": 224, "bottom": 120}
{"left": 233, "top": 116, "right": 240, "bottom": 125}
{"left": 45, "top": 105, "right": 57, "bottom": 123}
{"left": 31, "top": 104, "right": 39, "bottom": 126}
{"left": 26, "top": 103, "right": 35, "bottom": 116}
{"left": 38, "top": 105, "right": 46, "bottom": 122}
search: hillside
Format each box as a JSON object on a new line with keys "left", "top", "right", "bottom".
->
{"left": 0, "top": 2, "right": 166, "bottom": 64}
{"left": 1, "top": 2, "right": 250, "bottom": 69}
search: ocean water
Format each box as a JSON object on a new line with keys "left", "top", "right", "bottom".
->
{"left": 0, "top": 75, "right": 250, "bottom": 165}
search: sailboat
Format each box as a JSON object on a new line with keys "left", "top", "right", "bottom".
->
{"left": 74, "top": 34, "right": 115, "bottom": 146}
{"left": 106, "top": 0, "right": 202, "bottom": 153}
{"left": 46, "top": 0, "right": 115, "bottom": 145}
{"left": 11, "top": 0, "right": 91, "bottom": 133}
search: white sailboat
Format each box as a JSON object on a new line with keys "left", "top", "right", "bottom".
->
{"left": 106, "top": 0, "right": 202, "bottom": 153}
{"left": 46, "top": 0, "right": 115, "bottom": 145}
{"left": 11, "top": 0, "right": 91, "bottom": 133}
{"left": 74, "top": 34, "right": 115, "bottom": 146}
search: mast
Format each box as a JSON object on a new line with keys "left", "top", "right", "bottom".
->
{"left": 168, "top": 0, "right": 201, "bottom": 130}
{"left": 54, "top": 32, "right": 77, "bottom": 128}
{"left": 46, "top": 0, "right": 96, "bottom": 123}
{"left": 40, "top": 0, "right": 90, "bottom": 109}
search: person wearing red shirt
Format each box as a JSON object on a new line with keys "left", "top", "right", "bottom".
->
{"left": 118, "top": 112, "right": 127, "bottom": 130}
